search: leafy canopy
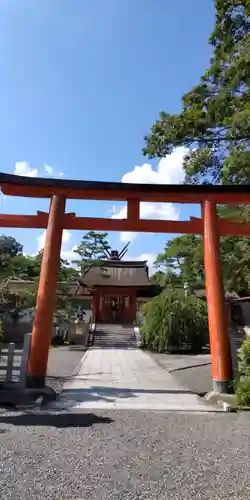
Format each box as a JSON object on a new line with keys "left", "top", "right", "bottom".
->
{"left": 154, "top": 230, "right": 250, "bottom": 296}
{"left": 0, "top": 231, "right": 114, "bottom": 320}
{"left": 143, "top": 0, "right": 250, "bottom": 184}
{"left": 74, "top": 231, "right": 110, "bottom": 272}
{"left": 0, "top": 235, "right": 23, "bottom": 257}
{"left": 141, "top": 288, "right": 208, "bottom": 353}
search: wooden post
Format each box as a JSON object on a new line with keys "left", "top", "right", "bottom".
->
{"left": 127, "top": 198, "right": 140, "bottom": 220}
{"left": 203, "top": 200, "right": 232, "bottom": 393}
{"left": 27, "top": 195, "right": 66, "bottom": 388}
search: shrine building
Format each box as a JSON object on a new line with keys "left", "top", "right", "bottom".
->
{"left": 74, "top": 247, "right": 161, "bottom": 324}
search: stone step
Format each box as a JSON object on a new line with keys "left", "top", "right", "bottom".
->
{"left": 94, "top": 323, "right": 136, "bottom": 348}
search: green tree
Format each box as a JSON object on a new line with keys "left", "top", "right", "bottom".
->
{"left": 155, "top": 235, "right": 205, "bottom": 291}
{"left": 143, "top": 0, "right": 250, "bottom": 185}
{"left": 156, "top": 232, "right": 250, "bottom": 295}
{"left": 73, "top": 231, "right": 111, "bottom": 273}
{"left": 35, "top": 250, "right": 79, "bottom": 282}
{"left": 10, "top": 255, "right": 41, "bottom": 280}
{"left": 151, "top": 269, "right": 182, "bottom": 288}
{"left": 0, "top": 235, "right": 24, "bottom": 278}
{"left": 141, "top": 289, "right": 208, "bottom": 353}
{"left": 0, "top": 235, "right": 23, "bottom": 257}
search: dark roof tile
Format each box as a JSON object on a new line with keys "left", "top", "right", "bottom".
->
{"left": 80, "top": 263, "right": 151, "bottom": 287}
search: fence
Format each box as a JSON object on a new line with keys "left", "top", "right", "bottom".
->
{"left": 0, "top": 333, "right": 31, "bottom": 387}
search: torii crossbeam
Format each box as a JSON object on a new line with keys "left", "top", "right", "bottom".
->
{"left": 1, "top": 172, "right": 250, "bottom": 392}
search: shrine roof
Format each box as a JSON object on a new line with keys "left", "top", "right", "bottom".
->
{"left": 80, "top": 261, "right": 151, "bottom": 287}
{"left": 84, "top": 260, "right": 148, "bottom": 267}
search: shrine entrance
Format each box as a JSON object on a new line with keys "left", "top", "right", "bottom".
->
{"left": 94, "top": 289, "right": 136, "bottom": 324}
{"left": 102, "top": 294, "right": 126, "bottom": 324}
{"left": 1, "top": 172, "right": 250, "bottom": 392}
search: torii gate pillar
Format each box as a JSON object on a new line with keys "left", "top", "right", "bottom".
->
{"left": 203, "top": 200, "right": 232, "bottom": 393}
{"left": 26, "top": 195, "right": 66, "bottom": 388}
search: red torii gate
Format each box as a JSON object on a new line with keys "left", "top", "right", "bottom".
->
{"left": 1, "top": 172, "right": 250, "bottom": 392}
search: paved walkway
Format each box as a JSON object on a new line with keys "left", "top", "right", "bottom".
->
{"left": 51, "top": 346, "right": 214, "bottom": 411}
{"left": 150, "top": 351, "right": 213, "bottom": 395}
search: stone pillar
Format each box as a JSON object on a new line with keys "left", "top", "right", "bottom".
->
{"left": 27, "top": 195, "right": 66, "bottom": 388}
{"left": 203, "top": 200, "right": 232, "bottom": 393}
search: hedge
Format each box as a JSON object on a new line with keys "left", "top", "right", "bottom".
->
{"left": 141, "top": 288, "right": 208, "bottom": 353}
{"left": 235, "top": 339, "right": 250, "bottom": 406}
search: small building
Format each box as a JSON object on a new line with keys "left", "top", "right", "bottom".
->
{"left": 75, "top": 249, "right": 161, "bottom": 324}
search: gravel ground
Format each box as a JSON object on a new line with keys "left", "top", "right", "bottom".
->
{"left": 46, "top": 346, "right": 86, "bottom": 393}
{"left": 0, "top": 409, "right": 250, "bottom": 499}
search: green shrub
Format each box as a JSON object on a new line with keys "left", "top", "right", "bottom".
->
{"left": 141, "top": 288, "right": 208, "bottom": 353}
{"left": 235, "top": 339, "right": 250, "bottom": 406}
{"left": 235, "top": 377, "right": 250, "bottom": 407}
{"left": 238, "top": 339, "right": 250, "bottom": 377}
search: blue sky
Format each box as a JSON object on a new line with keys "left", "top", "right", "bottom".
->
{"left": 0, "top": 0, "right": 215, "bottom": 272}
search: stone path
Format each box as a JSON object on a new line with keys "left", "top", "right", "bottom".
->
{"left": 150, "top": 351, "right": 213, "bottom": 395}
{"left": 51, "top": 346, "right": 214, "bottom": 412}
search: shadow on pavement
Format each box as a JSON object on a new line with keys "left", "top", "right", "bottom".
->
{"left": 0, "top": 412, "right": 114, "bottom": 428}
{"left": 58, "top": 386, "right": 197, "bottom": 405}
{"left": 68, "top": 346, "right": 88, "bottom": 352}
{"left": 62, "top": 386, "right": 195, "bottom": 396}
{"left": 46, "top": 375, "right": 73, "bottom": 383}
{"left": 91, "top": 345, "right": 136, "bottom": 350}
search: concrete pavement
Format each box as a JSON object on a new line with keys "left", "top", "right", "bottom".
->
{"left": 150, "top": 351, "right": 213, "bottom": 395}
{"left": 46, "top": 345, "right": 86, "bottom": 392}
{"left": 51, "top": 345, "right": 214, "bottom": 411}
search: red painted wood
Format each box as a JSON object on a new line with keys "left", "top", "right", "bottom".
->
{"left": 1, "top": 213, "right": 250, "bottom": 236}
{"left": 27, "top": 196, "right": 66, "bottom": 384}
{"left": 203, "top": 201, "right": 232, "bottom": 385}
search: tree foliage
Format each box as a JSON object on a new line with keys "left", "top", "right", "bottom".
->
{"left": 143, "top": 0, "right": 250, "bottom": 185}
{"left": 35, "top": 250, "right": 79, "bottom": 282}
{"left": 0, "top": 235, "right": 24, "bottom": 277}
{"left": 155, "top": 231, "right": 250, "bottom": 296}
{"left": 151, "top": 269, "right": 181, "bottom": 288}
{"left": 0, "top": 235, "right": 23, "bottom": 257}
{"left": 155, "top": 235, "right": 204, "bottom": 289}
{"left": 0, "top": 231, "right": 112, "bottom": 320}
{"left": 0, "top": 235, "right": 81, "bottom": 318}
{"left": 73, "top": 231, "right": 110, "bottom": 273}
{"left": 235, "top": 339, "right": 250, "bottom": 406}
{"left": 145, "top": 2, "right": 250, "bottom": 294}
{"left": 141, "top": 289, "right": 208, "bottom": 353}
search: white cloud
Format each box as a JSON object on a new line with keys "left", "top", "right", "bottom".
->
{"left": 13, "top": 161, "right": 64, "bottom": 178}
{"left": 126, "top": 252, "right": 156, "bottom": 276}
{"left": 112, "top": 202, "right": 179, "bottom": 221}
{"left": 61, "top": 245, "right": 78, "bottom": 263}
{"left": 122, "top": 146, "right": 188, "bottom": 185}
{"left": 120, "top": 231, "right": 137, "bottom": 243}
{"left": 113, "top": 147, "right": 187, "bottom": 243}
{"left": 44, "top": 165, "right": 53, "bottom": 175}
{"left": 35, "top": 230, "right": 78, "bottom": 266}
{"left": 14, "top": 161, "right": 38, "bottom": 177}
{"left": 112, "top": 202, "right": 179, "bottom": 243}
{"left": 44, "top": 165, "right": 64, "bottom": 178}
{"left": 37, "top": 229, "right": 72, "bottom": 252}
